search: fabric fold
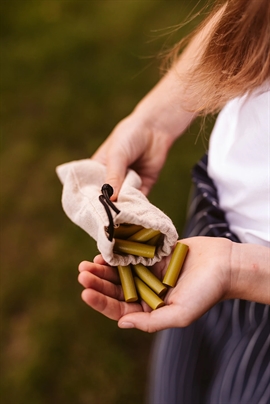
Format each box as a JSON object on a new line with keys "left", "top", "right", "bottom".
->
{"left": 56, "top": 158, "right": 178, "bottom": 266}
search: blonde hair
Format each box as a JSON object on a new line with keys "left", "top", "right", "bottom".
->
{"left": 165, "top": 0, "right": 270, "bottom": 114}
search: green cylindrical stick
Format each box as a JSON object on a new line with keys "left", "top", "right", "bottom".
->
{"left": 113, "top": 224, "right": 143, "bottom": 239}
{"left": 147, "top": 233, "right": 162, "bottom": 246}
{"left": 114, "top": 239, "right": 156, "bottom": 258}
{"left": 132, "top": 264, "right": 167, "bottom": 296}
{"left": 163, "top": 242, "right": 189, "bottom": 287}
{"left": 134, "top": 277, "right": 165, "bottom": 310}
{"left": 128, "top": 228, "right": 161, "bottom": 242}
{"left": 117, "top": 265, "right": 138, "bottom": 302}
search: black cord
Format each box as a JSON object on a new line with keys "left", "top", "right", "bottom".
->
{"left": 99, "top": 184, "right": 120, "bottom": 241}
{"left": 101, "top": 184, "right": 120, "bottom": 214}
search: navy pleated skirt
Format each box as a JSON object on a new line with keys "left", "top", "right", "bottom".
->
{"left": 147, "top": 155, "right": 270, "bottom": 404}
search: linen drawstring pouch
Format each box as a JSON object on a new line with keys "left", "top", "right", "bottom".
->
{"left": 56, "top": 158, "right": 178, "bottom": 267}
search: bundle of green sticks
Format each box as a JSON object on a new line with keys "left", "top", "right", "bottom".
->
{"left": 113, "top": 223, "right": 188, "bottom": 310}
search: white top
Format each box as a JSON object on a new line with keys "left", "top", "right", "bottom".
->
{"left": 208, "top": 84, "right": 270, "bottom": 246}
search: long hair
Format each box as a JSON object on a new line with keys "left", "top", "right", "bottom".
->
{"left": 165, "top": 0, "right": 270, "bottom": 114}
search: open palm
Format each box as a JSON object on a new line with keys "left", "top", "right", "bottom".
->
{"left": 78, "top": 237, "right": 233, "bottom": 333}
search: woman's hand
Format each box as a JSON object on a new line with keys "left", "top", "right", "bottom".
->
{"left": 92, "top": 113, "right": 174, "bottom": 199}
{"left": 91, "top": 49, "right": 199, "bottom": 200}
{"left": 78, "top": 237, "right": 234, "bottom": 332}
{"left": 78, "top": 237, "right": 270, "bottom": 332}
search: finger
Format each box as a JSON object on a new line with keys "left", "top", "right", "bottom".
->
{"left": 118, "top": 304, "right": 182, "bottom": 333}
{"left": 78, "top": 271, "right": 123, "bottom": 300}
{"left": 78, "top": 260, "right": 93, "bottom": 272}
{"left": 139, "top": 174, "right": 156, "bottom": 197}
{"left": 140, "top": 184, "right": 151, "bottom": 196}
{"left": 81, "top": 288, "right": 142, "bottom": 321}
{"left": 105, "top": 156, "right": 127, "bottom": 201}
{"left": 78, "top": 261, "right": 119, "bottom": 284}
{"left": 93, "top": 255, "right": 107, "bottom": 265}
{"left": 91, "top": 147, "right": 123, "bottom": 200}
{"left": 91, "top": 141, "right": 110, "bottom": 166}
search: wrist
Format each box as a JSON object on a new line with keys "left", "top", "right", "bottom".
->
{"left": 132, "top": 71, "right": 197, "bottom": 142}
{"left": 228, "top": 242, "right": 270, "bottom": 304}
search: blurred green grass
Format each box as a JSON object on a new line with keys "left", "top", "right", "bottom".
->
{"left": 0, "top": 1, "right": 211, "bottom": 403}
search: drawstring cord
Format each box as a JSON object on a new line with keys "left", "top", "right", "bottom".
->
{"left": 99, "top": 184, "right": 120, "bottom": 241}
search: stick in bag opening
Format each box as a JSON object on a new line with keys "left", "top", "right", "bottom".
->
{"left": 114, "top": 239, "right": 156, "bottom": 258}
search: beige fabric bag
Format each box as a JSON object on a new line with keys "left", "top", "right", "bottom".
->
{"left": 56, "top": 159, "right": 178, "bottom": 266}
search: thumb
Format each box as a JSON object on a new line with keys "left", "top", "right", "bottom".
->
{"left": 118, "top": 305, "right": 181, "bottom": 333}
{"left": 105, "top": 154, "right": 128, "bottom": 201}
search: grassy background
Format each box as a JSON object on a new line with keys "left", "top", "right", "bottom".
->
{"left": 0, "top": 1, "right": 212, "bottom": 403}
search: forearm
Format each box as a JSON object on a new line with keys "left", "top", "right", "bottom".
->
{"left": 92, "top": 6, "right": 226, "bottom": 198}
{"left": 132, "top": 69, "right": 196, "bottom": 144}
{"left": 229, "top": 243, "right": 270, "bottom": 304}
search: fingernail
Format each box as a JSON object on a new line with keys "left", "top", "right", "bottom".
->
{"left": 119, "top": 322, "right": 134, "bottom": 329}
